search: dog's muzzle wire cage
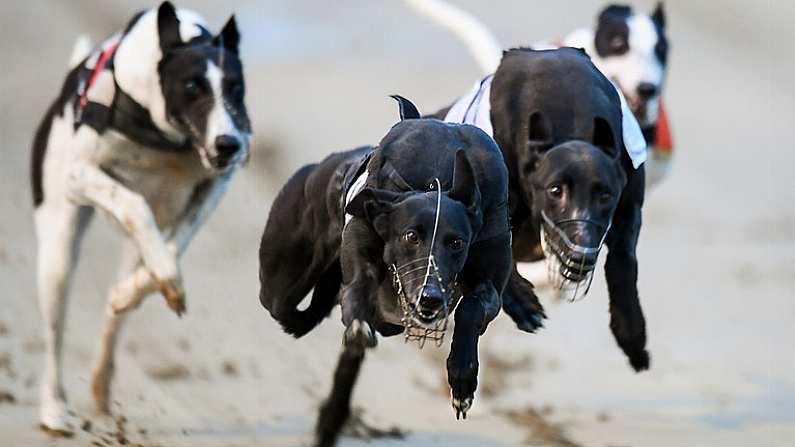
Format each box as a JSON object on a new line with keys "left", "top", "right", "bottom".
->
{"left": 388, "top": 178, "right": 462, "bottom": 349}
{"left": 539, "top": 210, "right": 612, "bottom": 302}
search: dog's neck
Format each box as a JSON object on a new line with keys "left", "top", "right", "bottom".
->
{"left": 113, "top": 8, "right": 208, "bottom": 145}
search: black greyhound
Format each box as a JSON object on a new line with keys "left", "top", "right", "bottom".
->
{"left": 436, "top": 47, "right": 649, "bottom": 371}
{"left": 258, "top": 97, "right": 511, "bottom": 446}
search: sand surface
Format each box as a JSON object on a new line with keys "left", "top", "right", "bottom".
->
{"left": 1, "top": 1, "right": 793, "bottom": 446}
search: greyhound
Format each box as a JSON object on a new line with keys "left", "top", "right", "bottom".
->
{"left": 258, "top": 97, "right": 511, "bottom": 446}
{"left": 31, "top": 2, "right": 250, "bottom": 433}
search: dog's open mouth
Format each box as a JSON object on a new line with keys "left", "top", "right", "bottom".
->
{"left": 539, "top": 211, "right": 610, "bottom": 302}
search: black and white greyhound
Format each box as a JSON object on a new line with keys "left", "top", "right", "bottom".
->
{"left": 31, "top": 2, "right": 250, "bottom": 434}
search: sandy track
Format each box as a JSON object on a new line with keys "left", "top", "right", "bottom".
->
{"left": 1, "top": 1, "right": 793, "bottom": 446}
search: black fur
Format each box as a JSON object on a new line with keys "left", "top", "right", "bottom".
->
{"left": 390, "top": 94, "right": 421, "bottom": 120}
{"left": 651, "top": 3, "right": 669, "bottom": 66}
{"left": 594, "top": 5, "right": 632, "bottom": 58}
{"left": 314, "top": 346, "right": 365, "bottom": 447}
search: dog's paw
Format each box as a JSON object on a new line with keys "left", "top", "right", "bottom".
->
{"left": 154, "top": 276, "right": 186, "bottom": 317}
{"left": 447, "top": 355, "right": 477, "bottom": 420}
{"left": 502, "top": 297, "right": 546, "bottom": 333}
{"left": 450, "top": 392, "right": 473, "bottom": 420}
{"left": 502, "top": 280, "right": 546, "bottom": 333}
{"left": 39, "top": 395, "right": 75, "bottom": 437}
{"left": 343, "top": 319, "right": 377, "bottom": 353}
{"left": 628, "top": 348, "right": 650, "bottom": 372}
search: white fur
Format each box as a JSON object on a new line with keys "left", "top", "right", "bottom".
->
{"left": 34, "top": 7, "right": 246, "bottom": 431}
{"left": 201, "top": 62, "right": 249, "bottom": 168}
{"left": 68, "top": 35, "right": 93, "bottom": 68}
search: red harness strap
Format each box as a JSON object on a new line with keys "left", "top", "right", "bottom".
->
{"left": 79, "top": 42, "right": 120, "bottom": 110}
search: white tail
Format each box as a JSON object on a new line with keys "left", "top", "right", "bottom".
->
{"left": 403, "top": 0, "right": 502, "bottom": 76}
{"left": 68, "top": 35, "right": 93, "bottom": 69}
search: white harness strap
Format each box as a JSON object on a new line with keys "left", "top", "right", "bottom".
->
{"left": 344, "top": 168, "right": 369, "bottom": 226}
{"left": 444, "top": 74, "right": 647, "bottom": 169}
{"left": 614, "top": 82, "right": 647, "bottom": 168}
{"left": 443, "top": 75, "right": 494, "bottom": 137}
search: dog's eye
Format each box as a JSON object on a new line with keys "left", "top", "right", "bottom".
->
{"left": 184, "top": 79, "right": 203, "bottom": 97}
{"left": 403, "top": 230, "right": 419, "bottom": 244}
{"left": 598, "top": 192, "right": 613, "bottom": 205}
{"left": 449, "top": 238, "right": 466, "bottom": 252}
{"left": 547, "top": 184, "right": 563, "bottom": 199}
{"left": 610, "top": 36, "right": 626, "bottom": 50}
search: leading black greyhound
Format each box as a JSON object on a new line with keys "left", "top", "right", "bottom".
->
{"left": 258, "top": 97, "right": 511, "bottom": 446}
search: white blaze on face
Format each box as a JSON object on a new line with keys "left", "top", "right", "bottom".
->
{"left": 203, "top": 61, "right": 248, "bottom": 168}
{"left": 595, "top": 15, "right": 664, "bottom": 126}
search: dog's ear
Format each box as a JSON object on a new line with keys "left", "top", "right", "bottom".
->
{"left": 157, "top": 2, "right": 182, "bottom": 51}
{"left": 448, "top": 150, "right": 481, "bottom": 211}
{"left": 390, "top": 95, "right": 421, "bottom": 121}
{"left": 346, "top": 188, "right": 402, "bottom": 219}
{"left": 592, "top": 116, "right": 618, "bottom": 157}
{"left": 651, "top": 2, "right": 666, "bottom": 29}
{"left": 598, "top": 5, "right": 632, "bottom": 24}
{"left": 213, "top": 15, "right": 240, "bottom": 54}
{"left": 528, "top": 111, "right": 554, "bottom": 150}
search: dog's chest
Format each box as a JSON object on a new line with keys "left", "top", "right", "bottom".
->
{"left": 97, "top": 132, "right": 211, "bottom": 227}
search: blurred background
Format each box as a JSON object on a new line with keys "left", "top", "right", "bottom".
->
{"left": 1, "top": 1, "right": 793, "bottom": 446}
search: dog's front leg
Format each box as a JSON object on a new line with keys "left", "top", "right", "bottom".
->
{"left": 91, "top": 174, "right": 234, "bottom": 414}
{"left": 313, "top": 218, "right": 380, "bottom": 446}
{"left": 168, "top": 170, "right": 235, "bottom": 254}
{"left": 339, "top": 218, "right": 381, "bottom": 351}
{"left": 67, "top": 162, "right": 184, "bottom": 314}
{"left": 447, "top": 282, "right": 499, "bottom": 419}
{"left": 109, "top": 172, "right": 234, "bottom": 314}
{"left": 605, "top": 171, "right": 649, "bottom": 372}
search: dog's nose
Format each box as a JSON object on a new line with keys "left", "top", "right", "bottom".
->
{"left": 214, "top": 135, "right": 241, "bottom": 158}
{"left": 636, "top": 82, "right": 658, "bottom": 100}
{"left": 418, "top": 285, "right": 444, "bottom": 316}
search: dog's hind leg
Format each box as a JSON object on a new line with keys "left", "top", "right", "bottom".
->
{"left": 91, "top": 239, "right": 153, "bottom": 414}
{"left": 314, "top": 345, "right": 366, "bottom": 447}
{"left": 34, "top": 201, "right": 93, "bottom": 434}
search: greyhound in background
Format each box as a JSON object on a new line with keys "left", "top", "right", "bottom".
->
{"left": 404, "top": 0, "right": 672, "bottom": 188}
{"left": 31, "top": 2, "right": 250, "bottom": 433}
